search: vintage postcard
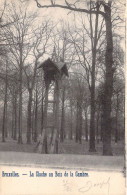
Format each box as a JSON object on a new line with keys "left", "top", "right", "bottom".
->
{"left": 0, "top": 0, "right": 126, "bottom": 194}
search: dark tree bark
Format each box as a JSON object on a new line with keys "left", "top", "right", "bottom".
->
{"left": 2, "top": 96, "right": 7, "bottom": 142}
{"left": 11, "top": 86, "right": 14, "bottom": 138}
{"left": 85, "top": 110, "right": 88, "bottom": 142}
{"left": 75, "top": 100, "right": 82, "bottom": 143}
{"left": 32, "top": 96, "right": 35, "bottom": 140}
{"left": 18, "top": 70, "right": 23, "bottom": 144}
{"left": 78, "top": 104, "right": 82, "bottom": 144}
{"left": 115, "top": 94, "right": 119, "bottom": 143}
{"left": 75, "top": 101, "right": 79, "bottom": 143}
{"left": 41, "top": 96, "right": 44, "bottom": 135}
{"left": 60, "top": 88, "right": 65, "bottom": 142}
{"left": 11, "top": 108, "right": 14, "bottom": 138}
{"left": 40, "top": 69, "right": 44, "bottom": 135}
{"left": 103, "top": 2, "right": 113, "bottom": 155}
{"left": 89, "top": 4, "right": 99, "bottom": 152}
{"left": 34, "top": 85, "right": 38, "bottom": 142}
{"left": 100, "top": 112, "right": 104, "bottom": 142}
{"left": 96, "top": 110, "right": 100, "bottom": 144}
{"left": 50, "top": 80, "right": 60, "bottom": 154}
{"left": 13, "top": 91, "right": 17, "bottom": 140}
{"left": 41, "top": 81, "right": 50, "bottom": 154}
{"left": 18, "top": 51, "right": 23, "bottom": 144}
{"left": 5, "top": 104, "right": 8, "bottom": 138}
{"left": 2, "top": 62, "right": 8, "bottom": 142}
{"left": 5, "top": 63, "right": 8, "bottom": 138}
{"left": 27, "top": 88, "right": 32, "bottom": 144}
{"left": 2, "top": 85, "right": 7, "bottom": 142}
{"left": 70, "top": 101, "right": 73, "bottom": 140}
{"left": 11, "top": 86, "right": 15, "bottom": 138}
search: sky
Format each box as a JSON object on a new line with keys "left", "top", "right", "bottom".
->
{"left": 28, "top": 0, "right": 125, "bottom": 49}
{"left": 0, "top": 0, "right": 125, "bottom": 59}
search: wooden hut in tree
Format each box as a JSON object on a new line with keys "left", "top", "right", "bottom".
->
{"left": 38, "top": 58, "right": 68, "bottom": 83}
{"left": 38, "top": 58, "right": 68, "bottom": 154}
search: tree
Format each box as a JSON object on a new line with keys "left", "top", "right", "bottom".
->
{"left": 2, "top": 2, "right": 39, "bottom": 143}
{"left": 67, "top": 10, "right": 105, "bottom": 151}
{"left": 2, "top": 60, "right": 8, "bottom": 142}
{"left": 34, "top": 0, "right": 120, "bottom": 155}
{"left": 60, "top": 81, "right": 66, "bottom": 142}
{"left": 23, "top": 20, "right": 52, "bottom": 144}
{"left": 112, "top": 77, "right": 124, "bottom": 142}
{"left": 49, "top": 22, "right": 74, "bottom": 143}
{"left": 67, "top": 72, "right": 89, "bottom": 143}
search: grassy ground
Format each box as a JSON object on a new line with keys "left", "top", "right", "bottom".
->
{"left": 0, "top": 135, "right": 124, "bottom": 156}
{"left": 59, "top": 139, "right": 124, "bottom": 156}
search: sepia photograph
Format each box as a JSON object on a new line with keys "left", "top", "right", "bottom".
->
{"left": 0, "top": 0, "right": 126, "bottom": 194}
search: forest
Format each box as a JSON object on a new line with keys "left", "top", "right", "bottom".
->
{"left": 0, "top": 0, "right": 125, "bottom": 156}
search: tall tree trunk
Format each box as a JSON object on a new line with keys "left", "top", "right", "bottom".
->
{"left": 96, "top": 111, "right": 100, "bottom": 144}
{"left": 2, "top": 62, "right": 8, "bottom": 142}
{"left": 41, "top": 81, "right": 49, "bottom": 154}
{"left": 50, "top": 81, "right": 60, "bottom": 154}
{"left": 100, "top": 112, "right": 104, "bottom": 142}
{"left": 13, "top": 91, "right": 17, "bottom": 140}
{"left": 41, "top": 69, "right": 44, "bottom": 135}
{"left": 50, "top": 92, "right": 56, "bottom": 145}
{"left": 11, "top": 109, "right": 14, "bottom": 138}
{"left": 75, "top": 101, "right": 79, "bottom": 143}
{"left": 85, "top": 110, "right": 88, "bottom": 142}
{"left": 41, "top": 96, "right": 44, "bottom": 135}
{"left": 34, "top": 86, "right": 38, "bottom": 142}
{"left": 89, "top": 87, "right": 96, "bottom": 151}
{"left": 27, "top": 89, "right": 32, "bottom": 144}
{"left": 2, "top": 97, "right": 7, "bottom": 142}
{"left": 89, "top": 5, "right": 99, "bottom": 152}
{"left": 60, "top": 88, "right": 65, "bottom": 142}
{"left": 103, "top": 2, "right": 113, "bottom": 155}
{"left": 5, "top": 63, "right": 8, "bottom": 138}
{"left": 115, "top": 94, "right": 119, "bottom": 143}
{"left": 32, "top": 95, "right": 36, "bottom": 140}
{"left": 18, "top": 65, "right": 23, "bottom": 144}
{"left": 70, "top": 102, "right": 73, "bottom": 140}
{"left": 5, "top": 103, "right": 8, "bottom": 138}
{"left": 11, "top": 86, "right": 15, "bottom": 138}
{"left": 79, "top": 106, "right": 82, "bottom": 144}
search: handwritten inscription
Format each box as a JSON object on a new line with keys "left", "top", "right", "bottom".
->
{"left": 63, "top": 177, "right": 110, "bottom": 195}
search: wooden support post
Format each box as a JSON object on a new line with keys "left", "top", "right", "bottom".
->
{"left": 50, "top": 79, "right": 60, "bottom": 154}
{"left": 41, "top": 81, "right": 50, "bottom": 153}
{"left": 37, "top": 58, "right": 68, "bottom": 154}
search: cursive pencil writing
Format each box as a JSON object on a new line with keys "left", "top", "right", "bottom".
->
{"left": 78, "top": 177, "right": 110, "bottom": 194}
{"left": 62, "top": 177, "right": 110, "bottom": 195}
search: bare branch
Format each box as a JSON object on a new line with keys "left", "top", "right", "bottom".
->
{"left": 34, "top": 0, "right": 106, "bottom": 18}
